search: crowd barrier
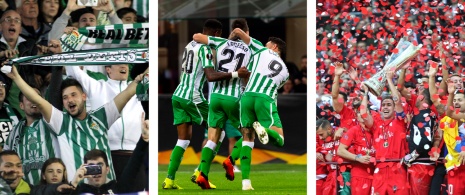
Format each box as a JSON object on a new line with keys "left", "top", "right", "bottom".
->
{"left": 318, "top": 157, "right": 446, "bottom": 195}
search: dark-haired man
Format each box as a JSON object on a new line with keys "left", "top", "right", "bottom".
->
{"left": 162, "top": 19, "right": 248, "bottom": 189}
{"left": 191, "top": 18, "right": 255, "bottom": 189}
{"left": 0, "top": 150, "right": 31, "bottom": 194}
{"left": 3, "top": 89, "right": 58, "bottom": 186}
{"left": 4, "top": 61, "right": 146, "bottom": 183}
{"left": 316, "top": 118, "right": 344, "bottom": 195}
{"left": 228, "top": 28, "right": 288, "bottom": 190}
{"left": 363, "top": 70, "right": 409, "bottom": 195}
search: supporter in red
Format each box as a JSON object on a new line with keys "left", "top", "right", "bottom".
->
{"left": 316, "top": 136, "right": 327, "bottom": 195}
{"left": 331, "top": 62, "right": 358, "bottom": 130}
{"left": 337, "top": 83, "right": 375, "bottom": 195}
{"left": 365, "top": 70, "right": 409, "bottom": 195}
{"left": 316, "top": 118, "right": 345, "bottom": 195}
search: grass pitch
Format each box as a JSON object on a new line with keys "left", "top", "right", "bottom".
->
{"left": 158, "top": 164, "right": 307, "bottom": 194}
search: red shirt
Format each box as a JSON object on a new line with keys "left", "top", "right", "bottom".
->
{"left": 316, "top": 136, "right": 328, "bottom": 176}
{"left": 320, "top": 136, "right": 340, "bottom": 172}
{"left": 340, "top": 125, "right": 375, "bottom": 178}
{"left": 337, "top": 105, "right": 357, "bottom": 130}
{"left": 373, "top": 116, "right": 408, "bottom": 166}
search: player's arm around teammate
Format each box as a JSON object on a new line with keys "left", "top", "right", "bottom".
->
{"left": 193, "top": 33, "right": 249, "bottom": 82}
{"left": 229, "top": 28, "right": 287, "bottom": 145}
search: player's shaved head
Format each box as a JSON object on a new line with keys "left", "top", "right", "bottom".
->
{"left": 231, "top": 18, "right": 248, "bottom": 32}
{"left": 203, "top": 19, "right": 222, "bottom": 37}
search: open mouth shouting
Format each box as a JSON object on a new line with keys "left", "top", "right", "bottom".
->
{"left": 7, "top": 27, "right": 16, "bottom": 36}
{"left": 68, "top": 103, "right": 77, "bottom": 112}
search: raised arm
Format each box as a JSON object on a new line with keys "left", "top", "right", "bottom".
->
{"left": 331, "top": 62, "right": 345, "bottom": 113}
{"left": 48, "top": 0, "right": 85, "bottom": 41}
{"left": 5, "top": 66, "right": 52, "bottom": 122}
{"left": 445, "top": 81, "right": 465, "bottom": 120}
{"left": 438, "top": 43, "right": 449, "bottom": 96}
{"left": 386, "top": 70, "right": 404, "bottom": 113}
{"left": 429, "top": 63, "right": 446, "bottom": 116}
{"left": 93, "top": 0, "right": 122, "bottom": 24}
{"left": 397, "top": 67, "right": 413, "bottom": 101}
{"left": 361, "top": 84, "right": 374, "bottom": 128}
{"left": 113, "top": 69, "right": 147, "bottom": 113}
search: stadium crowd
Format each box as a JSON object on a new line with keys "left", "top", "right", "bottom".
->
{"left": 0, "top": 0, "right": 149, "bottom": 194}
{"left": 315, "top": 0, "right": 465, "bottom": 194}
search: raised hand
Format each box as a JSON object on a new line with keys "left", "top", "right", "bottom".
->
{"left": 447, "top": 79, "right": 455, "bottom": 94}
{"left": 93, "top": 0, "right": 113, "bottom": 13}
{"left": 429, "top": 62, "right": 438, "bottom": 77}
{"left": 334, "top": 61, "right": 345, "bottom": 76}
{"left": 448, "top": 79, "right": 456, "bottom": 94}
{"left": 386, "top": 70, "right": 395, "bottom": 80}
{"left": 64, "top": 0, "right": 86, "bottom": 15}
{"left": 4, "top": 64, "right": 18, "bottom": 80}
{"left": 348, "top": 67, "right": 358, "bottom": 81}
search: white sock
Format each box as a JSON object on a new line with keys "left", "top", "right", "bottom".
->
{"left": 175, "top": 139, "right": 190, "bottom": 150}
{"left": 204, "top": 140, "right": 217, "bottom": 150}
{"left": 242, "top": 141, "right": 254, "bottom": 149}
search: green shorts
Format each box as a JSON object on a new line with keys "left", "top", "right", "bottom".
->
{"left": 203, "top": 119, "right": 242, "bottom": 139}
{"left": 172, "top": 97, "right": 208, "bottom": 126}
{"left": 208, "top": 94, "right": 240, "bottom": 129}
{"left": 240, "top": 93, "right": 282, "bottom": 128}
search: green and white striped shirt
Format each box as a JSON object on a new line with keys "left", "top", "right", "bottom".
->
{"left": 173, "top": 41, "right": 214, "bottom": 104}
{"left": 47, "top": 101, "right": 119, "bottom": 181}
{"left": 4, "top": 119, "right": 58, "bottom": 185}
{"left": 245, "top": 38, "right": 289, "bottom": 100}
{"left": 207, "top": 36, "right": 256, "bottom": 99}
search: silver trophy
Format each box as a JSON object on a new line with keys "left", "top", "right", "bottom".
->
{"left": 364, "top": 37, "right": 422, "bottom": 96}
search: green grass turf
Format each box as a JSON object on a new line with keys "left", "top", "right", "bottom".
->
{"left": 158, "top": 164, "right": 307, "bottom": 194}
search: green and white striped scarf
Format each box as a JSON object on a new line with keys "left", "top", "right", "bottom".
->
{"left": 78, "top": 23, "right": 149, "bottom": 45}
{"left": 9, "top": 48, "right": 148, "bottom": 66}
{"left": 60, "top": 31, "right": 87, "bottom": 52}
{"left": 60, "top": 23, "right": 149, "bottom": 52}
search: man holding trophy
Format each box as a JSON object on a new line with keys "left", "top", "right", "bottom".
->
{"left": 336, "top": 38, "right": 422, "bottom": 195}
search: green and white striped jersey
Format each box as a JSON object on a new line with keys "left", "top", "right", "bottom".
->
{"left": 4, "top": 119, "right": 58, "bottom": 186}
{"left": 47, "top": 102, "right": 120, "bottom": 181}
{"left": 207, "top": 36, "right": 255, "bottom": 99}
{"left": 173, "top": 40, "right": 215, "bottom": 104}
{"left": 245, "top": 38, "right": 289, "bottom": 100}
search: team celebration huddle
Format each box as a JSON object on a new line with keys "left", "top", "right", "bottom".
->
{"left": 161, "top": 18, "right": 289, "bottom": 191}
{"left": 316, "top": 0, "right": 465, "bottom": 195}
{"left": 0, "top": 0, "right": 149, "bottom": 194}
